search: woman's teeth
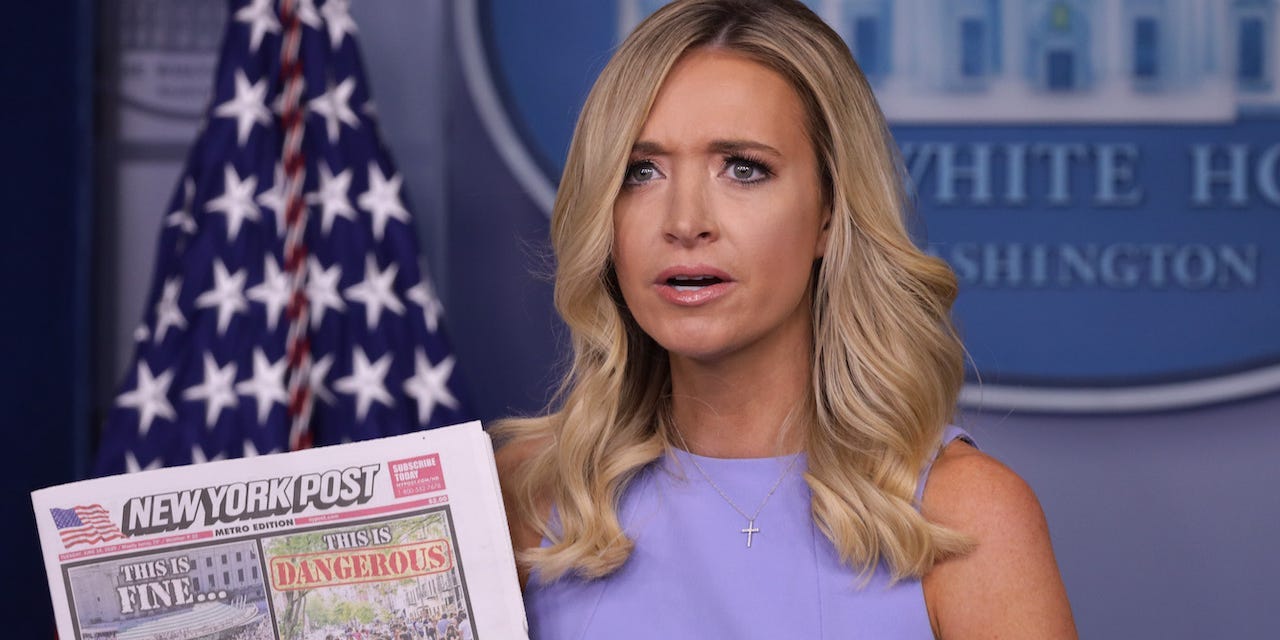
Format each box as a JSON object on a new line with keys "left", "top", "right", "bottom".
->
{"left": 668, "top": 275, "right": 721, "bottom": 291}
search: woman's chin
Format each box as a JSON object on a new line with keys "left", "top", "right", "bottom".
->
{"left": 654, "top": 334, "right": 740, "bottom": 365}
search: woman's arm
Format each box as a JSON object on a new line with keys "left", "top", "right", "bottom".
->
{"left": 921, "top": 442, "right": 1078, "bottom": 639}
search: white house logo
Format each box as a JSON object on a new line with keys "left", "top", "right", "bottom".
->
{"left": 114, "top": 0, "right": 226, "bottom": 122}
{"left": 457, "top": 0, "right": 1280, "bottom": 413}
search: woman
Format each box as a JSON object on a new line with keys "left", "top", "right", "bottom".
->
{"left": 496, "top": 0, "right": 1076, "bottom": 637}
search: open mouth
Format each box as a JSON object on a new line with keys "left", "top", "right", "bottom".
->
{"left": 666, "top": 275, "right": 725, "bottom": 292}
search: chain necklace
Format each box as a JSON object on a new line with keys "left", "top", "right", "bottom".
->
{"left": 669, "top": 424, "right": 804, "bottom": 549}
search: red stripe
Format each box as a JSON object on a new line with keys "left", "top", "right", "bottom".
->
{"left": 281, "top": 109, "right": 303, "bottom": 131}
{"left": 61, "top": 521, "right": 120, "bottom": 534}
{"left": 284, "top": 244, "right": 307, "bottom": 272}
{"left": 61, "top": 532, "right": 125, "bottom": 548}
{"left": 279, "top": 0, "right": 313, "bottom": 452}
{"left": 287, "top": 336, "right": 311, "bottom": 365}
{"left": 289, "top": 386, "right": 311, "bottom": 415}
{"left": 61, "top": 523, "right": 121, "bottom": 535}
{"left": 62, "top": 530, "right": 123, "bottom": 543}
{"left": 284, "top": 153, "right": 306, "bottom": 177}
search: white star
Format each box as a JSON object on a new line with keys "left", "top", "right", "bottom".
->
{"left": 243, "top": 438, "right": 280, "bottom": 458}
{"left": 247, "top": 256, "right": 291, "bottom": 331}
{"left": 214, "top": 70, "right": 271, "bottom": 146}
{"left": 295, "top": 0, "right": 323, "bottom": 29}
{"left": 344, "top": 255, "right": 404, "bottom": 328}
{"left": 308, "top": 77, "right": 359, "bottom": 144}
{"left": 404, "top": 350, "right": 459, "bottom": 426}
{"left": 236, "top": 349, "right": 288, "bottom": 425}
{"left": 320, "top": 0, "right": 358, "bottom": 48}
{"left": 406, "top": 280, "right": 443, "bottom": 333}
{"left": 153, "top": 277, "right": 187, "bottom": 343}
{"left": 205, "top": 165, "right": 261, "bottom": 241}
{"left": 334, "top": 347, "right": 394, "bottom": 422}
{"left": 191, "top": 444, "right": 225, "bottom": 466}
{"left": 256, "top": 163, "right": 288, "bottom": 237}
{"left": 116, "top": 362, "right": 176, "bottom": 437}
{"left": 306, "top": 258, "right": 346, "bottom": 327}
{"left": 310, "top": 353, "right": 336, "bottom": 405}
{"left": 234, "top": 0, "right": 280, "bottom": 53}
{"left": 166, "top": 177, "right": 197, "bottom": 234}
{"left": 307, "top": 163, "right": 356, "bottom": 235}
{"left": 182, "top": 354, "right": 239, "bottom": 429}
{"left": 125, "top": 451, "right": 162, "bottom": 474}
{"left": 195, "top": 260, "right": 248, "bottom": 335}
{"left": 357, "top": 163, "right": 410, "bottom": 241}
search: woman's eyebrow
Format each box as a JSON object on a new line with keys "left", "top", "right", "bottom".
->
{"left": 630, "top": 139, "right": 783, "bottom": 157}
{"left": 630, "top": 140, "right": 667, "bottom": 156}
{"left": 708, "top": 139, "right": 782, "bottom": 157}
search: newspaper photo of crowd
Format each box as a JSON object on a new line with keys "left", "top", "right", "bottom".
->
{"left": 305, "top": 606, "right": 475, "bottom": 640}
{"left": 261, "top": 510, "right": 478, "bottom": 640}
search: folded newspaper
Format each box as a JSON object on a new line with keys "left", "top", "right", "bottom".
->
{"left": 32, "top": 421, "right": 528, "bottom": 639}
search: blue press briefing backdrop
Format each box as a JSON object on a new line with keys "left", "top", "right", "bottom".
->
{"left": 4, "top": 0, "right": 1277, "bottom": 636}
{"left": 466, "top": 0, "right": 1280, "bottom": 413}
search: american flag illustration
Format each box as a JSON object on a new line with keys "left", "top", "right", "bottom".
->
{"left": 50, "top": 505, "right": 126, "bottom": 549}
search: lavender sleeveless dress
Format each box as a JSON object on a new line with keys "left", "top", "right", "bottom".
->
{"left": 524, "top": 426, "right": 972, "bottom": 639}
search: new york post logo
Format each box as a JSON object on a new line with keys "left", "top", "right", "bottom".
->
{"left": 122, "top": 465, "right": 380, "bottom": 536}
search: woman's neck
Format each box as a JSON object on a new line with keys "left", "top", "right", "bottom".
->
{"left": 667, "top": 332, "right": 811, "bottom": 459}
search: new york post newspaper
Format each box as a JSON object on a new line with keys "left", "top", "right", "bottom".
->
{"left": 32, "top": 421, "right": 528, "bottom": 639}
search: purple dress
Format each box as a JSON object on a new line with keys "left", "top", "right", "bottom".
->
{"left": 525, "top": 426, "right": 972, "bottom": 639}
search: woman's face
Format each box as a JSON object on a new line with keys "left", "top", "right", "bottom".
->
{"left": 612, "top": 48, "right": 829, "bottom": 365}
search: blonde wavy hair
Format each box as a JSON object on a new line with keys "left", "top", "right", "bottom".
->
{"left": 496, "top": 0, "right": 972, "bottom": 582}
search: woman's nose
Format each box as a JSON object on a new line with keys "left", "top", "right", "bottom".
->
{"left": 662, "top": 172, "right": 718, "bottom": 246}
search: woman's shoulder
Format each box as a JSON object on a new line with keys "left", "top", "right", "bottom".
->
{"left": 923, "top": 439, "right": 1039, "bottom": 521}
{"left": 920, "top": 439, "right": 1077, "bottom": 638}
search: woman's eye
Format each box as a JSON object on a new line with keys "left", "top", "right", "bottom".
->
{"left": 624, "top": 161, "right": 660, "bottom": 185}
{"left": 725, "top": 158, "right": 770, "bottom": 184}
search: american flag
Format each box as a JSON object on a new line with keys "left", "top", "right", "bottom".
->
{"left": 50, "top": 505, "right": 126, "bottom": 548}
{"left": 94, "top": 0, "right": 470, "bottom": 475}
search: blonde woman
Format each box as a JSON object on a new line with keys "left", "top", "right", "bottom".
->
{"left": 495, "top": 0, "right": 1076, "bottom": 637}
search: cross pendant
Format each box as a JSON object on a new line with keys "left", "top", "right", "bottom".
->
{"left": 741, "top": 519, "right": 760, "bottom": 548}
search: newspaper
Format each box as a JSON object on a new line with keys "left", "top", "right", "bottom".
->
{"left": 32, "top": 421, "right": 528, "bottom": 640}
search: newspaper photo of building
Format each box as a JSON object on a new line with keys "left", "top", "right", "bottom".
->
{"left": 64, "top": 539, "right": 271, "bottom": 640}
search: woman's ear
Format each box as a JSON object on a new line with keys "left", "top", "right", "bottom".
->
{"left": 815, "top": 208, "right": 833, "bottom": 258}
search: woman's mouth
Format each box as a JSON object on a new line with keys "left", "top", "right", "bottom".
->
{"left": 655, "top": 267, "right": 734, "bottom": 306}
{"left": 667, "top": 274, "right": 725, "bottom": 291}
